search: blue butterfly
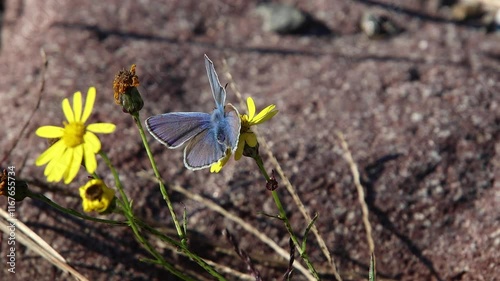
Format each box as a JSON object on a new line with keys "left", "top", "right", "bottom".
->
{"left": 146, "top": 55, "right": 241, "bottom": 170}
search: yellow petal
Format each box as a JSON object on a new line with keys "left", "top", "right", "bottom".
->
{"left": 62, "top": 98, "right": 74, "bottom": 122}
{"left": 210, "top": 163, "right": 223, "bottom": 173}
{"left": 43, "top": 150, "right": 62, "bottom": 176}
{"left": 64, "top": 146, "right": 83, "bottom": 184}
{"left": 82, "top": 200, "right": 92, "bottom": 212}
{"left": 83, "top": 131, "right": 101, "bottom": 153}
{"left": 83, "top": 144, "right": 97, "bottom": 174}
{"left": 73, "top": 91, "right": 83, "bottom": 122}
{"left": 234, "top": 138, "right": 245, "bottom": 161}
{"left": 85, "top": 201, "right": 100, "bottom": 212}
{"left": 46, "top": 149, "right": 71, "bottom": 182}
{"left": 245, "top": 132, "right": 258, "bottom": 147}
{"left": 246, "top": 97, "right": 256, "bottom": 120}
{"left": 252, "top": 105, "right": 278, "bottom": 125}
{"left": 45, "top": 160, "right": 61, "bottom": 182}
{"left": 81, "top": 87, "right": 96, "bottom": 123}
{"left": 44, "top": 158, "right": 59, "bottom": 178}
{"left": 87, "top": 123, "right": 116, "bottom": 134}
{"left": 59, "top": 148, "right": 74, "bottom": 183}
{"left": 36, "top": 140, "right": 66, "bottom": 166}
{"left": 100, "top": 187, "right": 115, "bottom": 211}
{"left": 79, "top": 182, "right": 88, "bottom": 199}
{"left": 36, "top": 126, "right": 64, "bottom": 138}
{"left": 210, "top": 152, "right": 231, "bottom": 173}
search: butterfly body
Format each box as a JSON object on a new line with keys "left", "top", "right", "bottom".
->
{"left": 146, "top": 55, "right": 241, "bottom": 170}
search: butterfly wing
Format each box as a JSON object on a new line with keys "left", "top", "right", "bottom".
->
{"left": 147, "top": 56, "right": 240, "bottom": 171}
{"left": 204, "top": 54, "right": 226, "bottom": 107}
{"left": 184, "top": 127, "right": 226, "bottom": 170}
{"left": 223, "top": 103, "right": 241, "bottom": 153}
{"left": 183, "top": 104, "right": 241, "bottom": 170}
{"left": 146, "top": 112, "right": 211, "bottom": 148}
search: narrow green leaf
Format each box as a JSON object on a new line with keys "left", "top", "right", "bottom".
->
{"left": 369, "top": 252, "right": 376, "bottom": 281}
{"left": 301, "top": 213, "right": 319, "bottom": 252}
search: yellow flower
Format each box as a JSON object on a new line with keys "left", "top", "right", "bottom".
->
{"left": 235, "top": 97, "right": 278, "bottom": 160}
{"left": 79, "top": 179, "right": 115, "bottom": 213}
{"left": 210, "top": 97, "right": 278, "bottom": 172}
{"left": 35, "top": 87, "right": 116, "bottom": 184}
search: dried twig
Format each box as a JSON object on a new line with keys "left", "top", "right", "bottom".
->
{"left": 0, "top": 209, "right": 89, "bottom": 280}
{"left": 283, "top": 238, "right": 295, "bottom": 281}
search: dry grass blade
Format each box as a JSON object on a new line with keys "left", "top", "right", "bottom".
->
{"left": 478, "top": 0, "right": 500, "bottom": 9}
{"left": 203, "top": 259, "right": 256, "bottom": 281}
{"left": 222, "top": 58, "right": 343, "bottom": 281}
{"left": 0, "top": 208, "right": 89, "bottom": 280}
{"left": 336, "top": 131, "right": 376, "bottom": 257}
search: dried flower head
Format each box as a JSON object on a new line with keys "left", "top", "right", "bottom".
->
{"left": 113, "top": 64, "right": 143, "bottom": 114}
{"left": 113, "top": 64, "right": 139, "bottom": 104}
{"left": 0, "top": 169, "right": 7, "bottom": 196}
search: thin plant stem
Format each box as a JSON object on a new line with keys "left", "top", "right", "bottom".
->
{"left": 99, "top": 151, "right": 194, "bottom": 280}
{"left": 138, "top": 221, "right": 228, "bottom": 281}
{"left": 131, "top": 112, "right": 185, "bottom": 243}
{"left": 27, "top": 191, "right": 126, "bottom": 226}
{"left": 253, "top": 154, "right": 320, "bottom": 280}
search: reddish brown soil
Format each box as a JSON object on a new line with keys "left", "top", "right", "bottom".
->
{"left": 1, "top": 0, "right": 498, "bottom": 280}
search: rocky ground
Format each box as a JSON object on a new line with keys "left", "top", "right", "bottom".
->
{"left": 0, "top": 0, "right": 499, "bottom": 280}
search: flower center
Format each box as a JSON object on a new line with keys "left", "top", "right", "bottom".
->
{"left": 240, "top": 115, "right": 251, "bottom": 133}
{"left": 85, "top": 184, "right": 103, "bottom": 201}
{"left": 63, "top": 121, "right": 85, "bottom": 148}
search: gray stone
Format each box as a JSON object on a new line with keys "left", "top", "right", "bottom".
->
{"left": 255, "top": 3, "right": 307, "bottom": 33}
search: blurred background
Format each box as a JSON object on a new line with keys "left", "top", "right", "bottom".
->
{"left": 0, "top": 0, "right": 499, "bottom": 280}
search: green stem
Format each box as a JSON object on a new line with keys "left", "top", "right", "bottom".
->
{"left": 27, "top": 191, "right": 126, "bottom": 226}
{"left": 99, "top": 151, "right": 130, "bottom": 208}
{"left": 99, "top": 151, "right": 194, "bottom": 280}
{"left": 139, "top": 221, "right": 227, "bottom": 281}
{"left": 131, "top": 112, "right": 185, "bottom": 243}
{"left": 254, "top": 154, "right": 320, "bottom": 280}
